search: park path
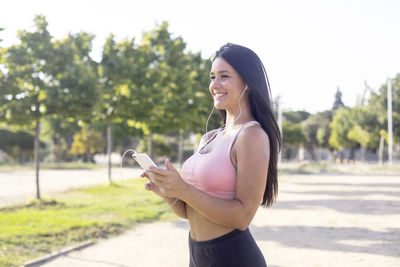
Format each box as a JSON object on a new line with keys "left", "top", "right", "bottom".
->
{"left": 0, "top": 167, "right": 142, "bottom": 208}
{"left": 32, "top": 173, "right": 399, "bottom": 267}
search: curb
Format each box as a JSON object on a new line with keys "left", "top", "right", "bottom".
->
{"left": 22, "top": 240, "right": 95, "bottom": 267}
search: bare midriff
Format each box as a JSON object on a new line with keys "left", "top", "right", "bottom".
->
{"left": 186, "top": 204, "right": 236, "bottom": 241}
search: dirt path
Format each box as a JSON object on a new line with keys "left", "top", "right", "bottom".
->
{"left": 33, "top": 173, "right": 400, "bottom": 266}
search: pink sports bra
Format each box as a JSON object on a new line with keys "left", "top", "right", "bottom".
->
{"left": 181, "top": 121, "right": 260, "bottom": 200}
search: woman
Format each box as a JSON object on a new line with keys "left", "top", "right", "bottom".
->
{"left": 142, "top": 43, "right": 281, "bottom": 267}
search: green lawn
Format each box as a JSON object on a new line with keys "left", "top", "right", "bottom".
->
{"left": 0, "top": 179, "right": 175, "bottom": 267}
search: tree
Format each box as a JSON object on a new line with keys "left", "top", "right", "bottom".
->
{"left": 47, "top": 32, "right": 99, "bottom": 121}
{"left": 332, "top": 86, "right": 345, "bottom": 110}
{"left": 283, "top": 110, "right": 310, "bottom": 124}
{"left": 71, "top": 128, "right": 104, "bottom": 162}
{"left": 0, "top": 15, "right": 54, "bottom": 199}
{"left": 282, "top": 120, "right": 304, "bottom": 159}
{"left": 368, "top": 74, "right": 400, "bottom": 145}
{"left": 0, "top": 128, "right": 45, "bottom": 163}
{"left": 347, "top": 125, "right": 371, "bottom": 162}
{"left": 329, "top": 108, "right": 358, "bottom": 162}
{"left": 45, "top": 32, "right": 99, "bottom": 162}
{"left": 301, "top": 111, "right": 332, "bottom": 160}
{"left": 98, "top": 34, "right": 144, "bottom": 183}
{"left": 0, "top": 16, "right": 100, "bottom": 198}
{"left": 134, "top": 22, "right": 212, "bottom": 163}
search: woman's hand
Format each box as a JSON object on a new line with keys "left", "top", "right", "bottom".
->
{"left": 140, "top": 171, "right": 164, "bottom": 197}
{"left": 144, "top": 158, "right": 188, "bottom": 198}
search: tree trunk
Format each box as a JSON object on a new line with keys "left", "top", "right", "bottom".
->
{"left": 178, "top": 129, "right": 184, "bottom": 166}
{"left": 54, "top": 137, "right": 61, "bottom": 162}
{"left": 306, "top": 146, "right": 315, "bottom": 161}
{"left": 379, "top": 134, "right": 385, "bottom": 166}
{"left": 34, "top": 119, "right": 41, "bottom": 200}
{"left": 147, "top": 132, "right": 153, "bottom": 158}
{"left": 361, "top": 147, "right": 366, "bottom": 163}
{"left": 349, "top": 148, "right": 356, "bottom": 163}
{"left": 316, "top": 148, "right": 321, "bottom": 162}
{"left": 107, "top": 121, "right": 112, "bottom": 184}
{"left": 330, "top": 149, "right": 336, "bottom": 162}
{"left": 339, "top": 150, "right": 344, "bottom": 163}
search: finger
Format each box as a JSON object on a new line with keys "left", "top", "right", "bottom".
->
{"left": 148, "top": 171, "right": 165, "bottom": 183}
{"left": 165, "top": 158, "right": 177, "bottom": 171}
{"left": 150, "top": 176, "right": 164, "bottom": 188}
{"left": 144, "top": 183, "right": 152, "bottom": 191}
{"left": 147, "top": 166, "right": 170, "bottom": 176}
{"left": 140, "top": 172, "right": 149, "bottom": 178}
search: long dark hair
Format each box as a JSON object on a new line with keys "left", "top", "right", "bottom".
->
{"left": 213, "top": 43, "right": 282, "bottom": 207}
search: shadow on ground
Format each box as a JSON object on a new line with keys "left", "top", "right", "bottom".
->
{"left": 250, "top": 225, "right": 400, "bottom": 258}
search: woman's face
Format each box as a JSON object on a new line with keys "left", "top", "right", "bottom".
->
{"left": 209, "top": 57, "right": 247, "bottom": 111}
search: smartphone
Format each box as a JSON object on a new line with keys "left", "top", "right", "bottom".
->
{"left": 132, "top": 153, "right": 157, "bottom": 170}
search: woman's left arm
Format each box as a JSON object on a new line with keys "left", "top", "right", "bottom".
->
{"left": 147, "top": 126, "right": 270, "bottom": 230}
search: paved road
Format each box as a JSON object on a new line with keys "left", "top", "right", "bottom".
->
{"left": 0, "top": 167, "right": 143, "bottom": 208}
{"left": 32, "top": 173, "right": 400, "bottom": 267}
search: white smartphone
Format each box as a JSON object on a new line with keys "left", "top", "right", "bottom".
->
{"left": 132, "top": 153, "right": 157, "bottom": 170}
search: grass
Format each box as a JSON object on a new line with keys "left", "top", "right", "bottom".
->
{"left": 0, "top": 179, "right": 175, "bottom": 267}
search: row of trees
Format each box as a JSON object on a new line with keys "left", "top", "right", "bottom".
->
{"left": 0, "top": 16, "right": 398, "bottom": 199}
{"left": 282, "top": 80, "right": 399, "bottom": 162}
{"left": 0, "top": 16, "right": 216, "bottom": 199}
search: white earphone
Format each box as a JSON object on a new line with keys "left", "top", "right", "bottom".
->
{"left": 203, "top": 84, "right": 249, "bottom": 153}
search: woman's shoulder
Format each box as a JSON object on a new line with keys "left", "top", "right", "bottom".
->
{"left": 237, "top": 123, "right": 270, "bottom": 149}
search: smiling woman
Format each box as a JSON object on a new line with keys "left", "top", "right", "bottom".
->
{"left": 142, "top": 43, "right": 281, "bottom": 267}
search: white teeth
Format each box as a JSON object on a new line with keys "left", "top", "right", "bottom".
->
{"left": 214, "top": 92, "right": 227, "bottom": 96}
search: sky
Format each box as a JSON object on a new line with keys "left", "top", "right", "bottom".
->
{"left": 1, "top": 0, "right": 400, "bottom": 113}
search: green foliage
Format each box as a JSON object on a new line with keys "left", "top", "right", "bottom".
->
{"left": 136, "top": 134, "right": 171, "bottom": 160}
{"left": 282, "top": 121, "right": 304, "bottom": 146}
{"left": 70, "top": 128, "right": 104, "bottom": 161}
{"left": 368, "top": 74, "right": 400, "bottom": 144}
{"left": 329, "top": 108, "right": 358, "bottom": 150}
{"left": 135, "top": 22, "right": 213, "bottom": 134}
{"left": 0, "top": 128, "right": 45, "bottom": 163}
{"left": 283, "top": 110, "right": 310, "bottom": 123}
{"left": 0, "top": 15, "right": 53, "bottom": 125}
{"left": 97, "top": 34, "right": 137, "bottom": 123}
{"left": 46, "top": 32, "right": 99, "bottom": 121}
{"left": 347, "top": 124, "right": 371, "bottom": 148}
{"left": 349, "top": 106, "right": 380, "bottom": 148}
{"left": 301, "top": 111, "right": 332, "bottom": 151}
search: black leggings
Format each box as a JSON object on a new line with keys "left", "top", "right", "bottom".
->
{"left": 188, "top": 228, "right": 267, "bottom": 267}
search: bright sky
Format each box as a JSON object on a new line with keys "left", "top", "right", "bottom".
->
{"left": 1, "top": 0, "right": 399, "bottom": 113}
